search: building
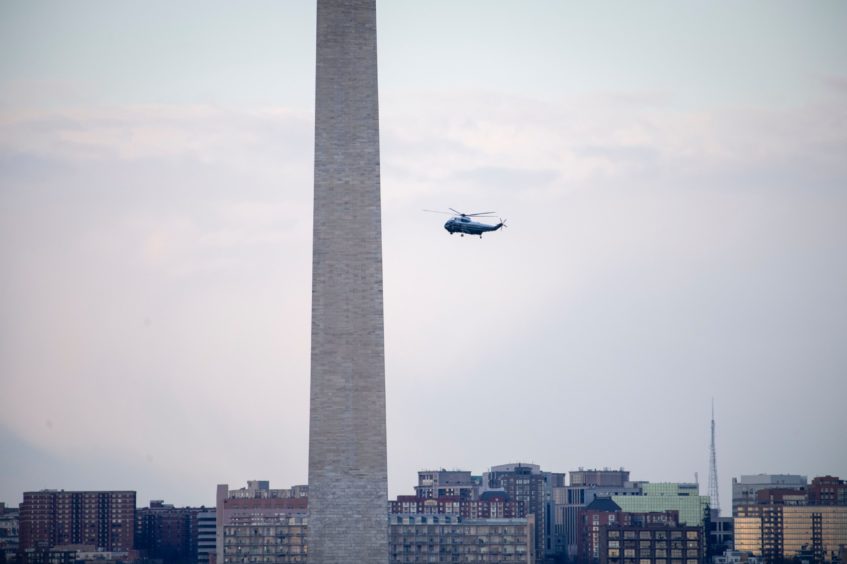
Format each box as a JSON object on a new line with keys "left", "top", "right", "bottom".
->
{"left": 19, "top": 491, "right": 135, "bottom": 552}
{"left": 216, "top": 481, "right": 536, "bottom": 564}
{"left": 575, "top": 498, "right": 696, "bottom": 563}
{"left": 733, "top": 475, "right": 847, "bottom": 562}
{"left": 135, "top": 500, "right": 205, "bottom": 563}
{"left": 0, "top": 503, "right": 19, "bottom": 563}
{"left": 196, "top": 510, "right": 215, "bottom": 564}
{"left": 599, "top": 517, "right": 703, "bottom": 564}
{"left": 734, "top": 504, "right": 847, "bottom": 562}
{"left": 220, "top": 512, "right": 535, "bottom": 564}
{"left": 19, "top": 543, "right": 138, "bottom": 564}
{"left": 415, "top": 470, "right": 480, "bottom": 500}
{"left": 612, "top": 483, "right": 710, "bottom": 528}
{"left": 554, "top": 469, "right": 639, "bottom": 558}
{"left": 484, "top": 463, "right": 564, "bottom": 562}
{"left": 390, "top": 492, "right": 525, "bottom": 520}
{"left": 808, "top": 476, "right": 847, "bottom": 506}
{"left": 389, "top": 514, "right": 534, "bottom": 563}
{"left": 731, "top": 475, "right": 807, "bottom": 511}
{"left": 708, "top": 515, "right": 734, "bottom": 558}
{"left": 570, "top": 469, "right": 630, "bottom": 489}
{"left": 577, "top": 498, "right": 625, "bottom": 561}
{"left": 216, "top": 482, "right": 308, "bottom": 564}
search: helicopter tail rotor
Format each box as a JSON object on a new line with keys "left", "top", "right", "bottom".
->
{"left": 499, "top": 218, "right": 507, "bottom": 230}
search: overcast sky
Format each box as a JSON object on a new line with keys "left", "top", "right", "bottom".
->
{"left": 1, "top": 1, "right": 846, "bottom": 513}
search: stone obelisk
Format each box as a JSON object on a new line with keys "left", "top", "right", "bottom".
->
{"left": 307, "top": 0, "right": 388, "bottom": 562}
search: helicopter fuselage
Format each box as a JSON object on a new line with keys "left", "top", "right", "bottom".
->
{"left": 444, "top": 216, "right": 504, "bottom": 236}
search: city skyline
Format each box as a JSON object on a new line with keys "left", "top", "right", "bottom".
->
{"left": 2, "top": 0, "right": 846, "bottom": 515}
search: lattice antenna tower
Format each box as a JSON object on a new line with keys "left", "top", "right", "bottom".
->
{"left": 708, "top": 399, "right": 721, "bottom": 515}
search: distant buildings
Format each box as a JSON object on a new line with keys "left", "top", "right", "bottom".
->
{"left": 135, "top": 500, "right": 206, "bottom": 564}
{"left": 570, "top": 469, "right": 631, "bottom": 489}
{"left": 0, "top": 502, "right": 19, "bottom": 563}
{"left": 731, "top": 474, "right": 807, "bottom": 511}
{"left": 599, "top": 512, "right": 703, "bottom": 564}
{"left": 415, "top": 470, "right": 480, "bottom": 500}
{"left": 215, "top": 479, "right": 535, "bottom": 564}
{"left": 554, "top": 468, "right": 638, "bottom": 558}
{"left": 573, "top": 485, "right": 708, "bottom": 563}
{"left": 18, "top": 544, "right": 136, "bottom": 564}
{"left": 196, "top": 509, "right": 215, "bottom": 564}
{"left": 10, "top": 470, "right": 847, "bottom": 563}
{"left": 215, "top": 482, "right": 308, "bottom": 564}
{"left": 483, "top": 463, "right": 564, "bottom": 563}
{"left": 733, "top": 475, "right": 847, "bottom": 563}
{"left": 389, "top": 493, "right": 525, "bottom": 520}
{"left": 389, "top": 514, "right": 534, "bottom": 563}
{"left": 808, "top": 476, "right": 847, "bottom": 506}
{"left": 612, "top": 483, "right": 710, "bottom": 528}
{"left": 19, "top": 491, "right": 136, "bottom": 553}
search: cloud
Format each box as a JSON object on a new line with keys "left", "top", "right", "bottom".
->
{"left": 1, "top": 92, "right": 846, "bottom": 506}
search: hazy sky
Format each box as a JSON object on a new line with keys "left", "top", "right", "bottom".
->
{"left": 1, "top": 1, "right": 846, "bottom": 513}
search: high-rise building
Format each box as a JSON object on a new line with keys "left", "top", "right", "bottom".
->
{"left": 555, "top": 470, "right": 639, "bottom": 559}
{"left": 0, "top": 502, "right": 19, "bottom": 563}
{"left": 196, "top": 509, "right": 215, "bottom": 564}
{"left": 484, "top": 463, "right": 564, "bottom": 562}
{"left": 216, "top": 483, "right": 308, "bottom": 564}
{"left": 731, "top": 474, "right": 807, "bottom": 511}
{"left": 733, "top": 475, "right": 847, "bottom": 563}
{"left": 307, "top": 0, "right": 388, "bottom": 562}
{"left": 19, "top": 490, "right": 135, "bottom": 552}
{"left": 135, "top": 500, "right": 205, "bottom": 563}
{"left": 734, "top": 504, "right": 847, "bottom": 562}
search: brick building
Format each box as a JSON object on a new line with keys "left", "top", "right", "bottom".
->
{"left": 19, "top": 491, "right": 135, "bottom": 552}
{"left": 599, "top": 519, "right": 703, "bottom": 564}
{"left": 390, "top": 492, "right": 525, "bottom": 520}
{"left": 576, "top": 498, "right": 692, "bottom": 563}
{"left": 554, "top": 468, "right": 639, "bottom": 558}
{"left": 135, "top": 501, "right": 207, "bottom": 563}
{"left": 808, "top": 476, "right": 847, "bottom": 506}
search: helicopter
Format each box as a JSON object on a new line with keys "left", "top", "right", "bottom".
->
{"left": 424, "top": 208, "right": 507, "bottom": 238}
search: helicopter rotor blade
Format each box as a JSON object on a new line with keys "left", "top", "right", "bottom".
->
{"left": 422, "top": 209, "right": 453, "bottom": 215}
{"left": 465, "top": 211, "right": 496, "bottom": 217}
{"left": 448, "top": 208, "right": 464, "bottom": 216}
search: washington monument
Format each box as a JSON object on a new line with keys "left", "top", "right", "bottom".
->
{"left": 307, "top": 0, "right": 388, "bottom": 562}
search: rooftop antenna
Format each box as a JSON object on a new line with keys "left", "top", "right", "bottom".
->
{"left": 708, "top": 399, "right": 721, "bottom": 515}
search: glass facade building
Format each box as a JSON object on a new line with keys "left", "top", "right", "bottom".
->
{"left": 612, "top": 484, "right": 710, "bottom": 527}
{"left": 734, "top": 505, "right": 847, "bottom": 562}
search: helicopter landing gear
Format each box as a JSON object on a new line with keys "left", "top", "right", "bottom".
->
{"left": 460, "top": 234, "right": 464, "bottom": 237}
{"left": 479, "top": 235, "right": 483, "bottom": 239}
